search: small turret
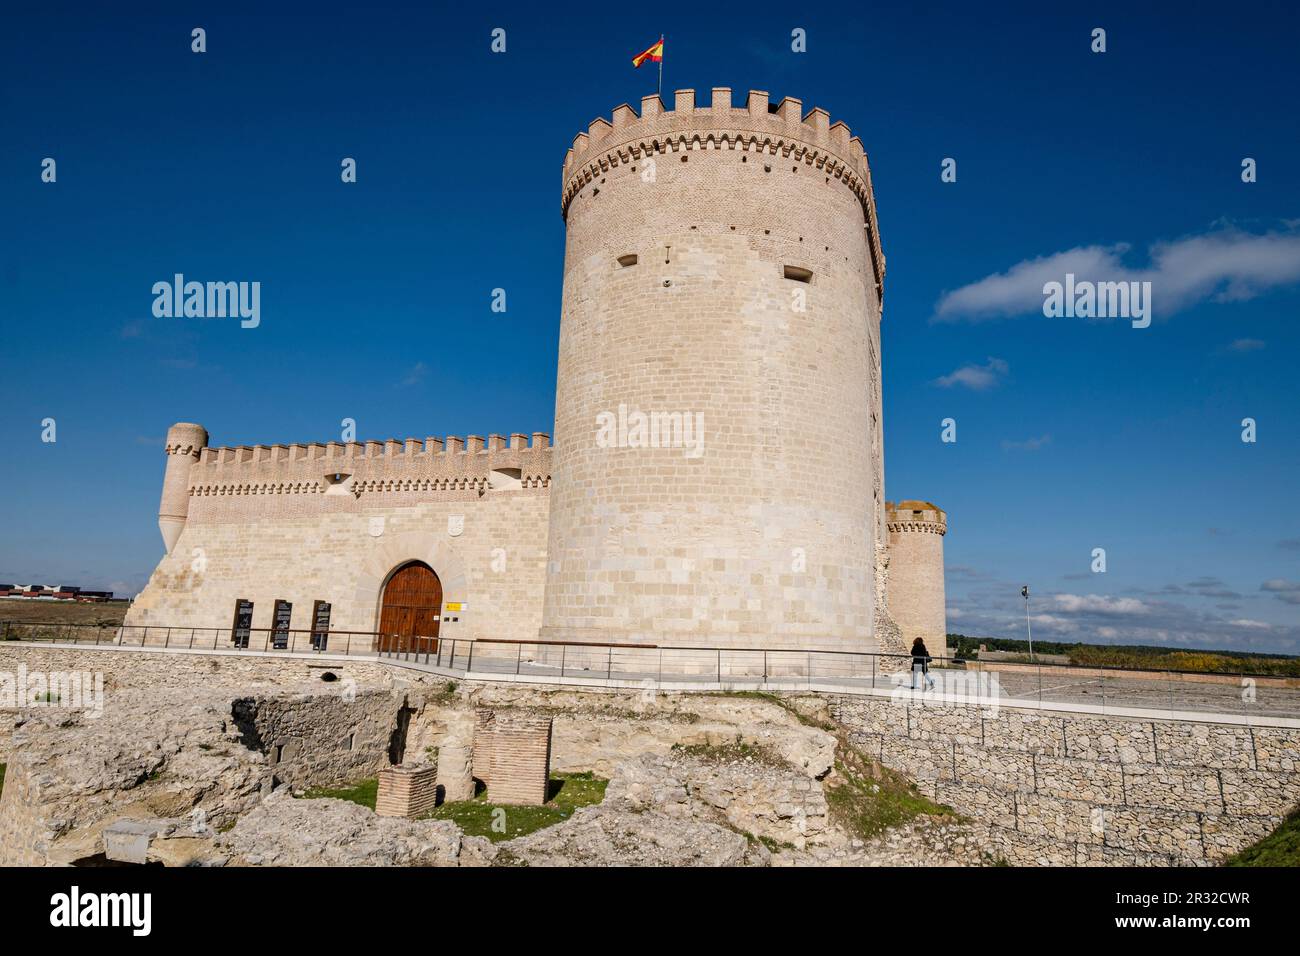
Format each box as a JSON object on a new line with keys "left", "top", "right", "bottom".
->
{"left": 885, "top": 500, "right": 948, "bottom": 655}
{"left": 159, "top": 422, "right": 208, "bottom": 553}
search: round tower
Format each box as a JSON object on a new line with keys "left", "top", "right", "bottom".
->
{"left": 885, "top": 501, "right": 948, "bottom": 656}
{"left": 541, "top": 88, "right": 887, "bottom": 652}
{"left": 158, "top": 422, "right": 208, "bottom": 553}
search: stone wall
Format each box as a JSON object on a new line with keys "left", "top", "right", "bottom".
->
{"left": 126, "top": 471, "right": 550, "bottom": 646}
{"left": 0, "top": 643, "right": 394, "bottom": 691}
{"left": 829, "top": 695, "right": 1300, "bottom": 865}
{"left": 0, "top": 677, "right": 406, "bottom": 866}
{"left": 542, "top": 88, "right": 885, "bottom": 653}
{"left": 231, "top": 687, "right": 406, "bottom": 790}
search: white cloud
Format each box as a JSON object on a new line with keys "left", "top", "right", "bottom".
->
{"left": 933, "top": 224, "right": 1300, "bottom": 322}
{"left": 1001, "top": 434, "right": 1051, "bottom": 452}
{"left": 1052, "top": 593, "right": 1151, "bottom": 615}
{"left": 1227, "top": 338, "right": 1266, "bottom": 352}
{"left": 933, "top": 357, "right": 1008, "bottom": 390}
{"left": 1262, "top": 579, "right": 1300, "bottom": 605}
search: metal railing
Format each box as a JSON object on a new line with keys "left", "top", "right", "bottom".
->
{"left": 4, "top": 621, "right": 1298, "bottom": 719}
{"left": 0, "top": 620, "right": 380, "bottom": 657}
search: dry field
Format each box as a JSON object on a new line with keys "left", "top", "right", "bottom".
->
{"left": 0, "top": 598, "right": 129, "bottom": 628}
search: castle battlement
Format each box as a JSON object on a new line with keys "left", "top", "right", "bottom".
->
{"left": 189, "top": 432, "right": 553, "bottom": 492}
{"left": 885, "top": 500, "right": 948, "bottom": 535}
{"left": 561, "top": 88, "right": 884, "bottom": 295}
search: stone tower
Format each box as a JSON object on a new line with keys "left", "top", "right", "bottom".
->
{"left": 541, "top": 88, "right": 888, "bottom": 652}
{"left": 885, "top": 501, "right": 948, "bottom": 656}
{"left": 158, "top": 422, "right": 208, "bottom": 553}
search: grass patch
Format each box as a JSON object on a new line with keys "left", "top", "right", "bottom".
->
{"left": 823, "top": 726, "right": 955, "bottom": 840}
{"left": 672, "top": 739, "right": 789, "bottom": 769}
{"left": 429, "top": 681, "right": 458, "bottom": 704}
{"left": 301, "top": 778, "right": 379, "bottom": 809}
{"left": 423, "top": 771, "right": 607, "bottom": 843}
{"left": 1225, "top": 806, "right": 1300, "bottom": 866}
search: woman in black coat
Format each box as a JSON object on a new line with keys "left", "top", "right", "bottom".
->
{"left": 910, "top": 637, "right": 935, "bottom": 690}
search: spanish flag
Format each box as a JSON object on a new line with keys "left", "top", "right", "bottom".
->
{"left": 632, "top": 37, "right": 663, "bottom": 69}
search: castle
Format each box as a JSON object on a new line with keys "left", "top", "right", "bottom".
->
{"left": 125, "top": 88, "right": 947, "bottom": 661}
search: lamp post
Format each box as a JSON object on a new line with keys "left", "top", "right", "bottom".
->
{"left": 1021, "top": 585, "right": 1034, "bottom": 661}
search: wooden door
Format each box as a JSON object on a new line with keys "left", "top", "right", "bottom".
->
{"left": 378, "top": 562, "right": 442, "bottom": 654}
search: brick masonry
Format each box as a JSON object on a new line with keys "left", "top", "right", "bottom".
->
{"left": 376, "top": 765, "right": 439, "bottom": 819}
{"left": 472, "top": 708, "right": 553, "bottom": 806}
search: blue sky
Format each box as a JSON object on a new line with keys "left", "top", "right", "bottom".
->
{"left": 2, "top": 2, "right": 1298, "bottom": 652}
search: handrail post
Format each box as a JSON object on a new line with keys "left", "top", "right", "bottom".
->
{"left": 517, "top": 644, "right": 523, "bottom": 676}
{"left": 466, "top": 642, "right": 474, "bottom": 673}
{"left": 164, "top": 627, "right": 171, "bottom": 649}
{"left": 608, "top": 646, "right": 614, "bottom": 680}
{"left": 560, "top": 644, "right": 566, "bottom": 678}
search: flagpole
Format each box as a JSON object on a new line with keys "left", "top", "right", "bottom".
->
{"left": 658, "top": 34, "right": 663, "bottom": 97}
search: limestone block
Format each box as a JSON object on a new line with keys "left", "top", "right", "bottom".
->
{"left": 1033, "top": 755, "right": 1124, "bottom": 804}
{"left": 1218, "top": 768, "right": 1300, "bottom": 816}
{"left": 1200, "top": 812, "right": 1283, "bottom": 861}
{"left": 981, "top": 711, "right": 1066, "bottom": 757}
{"left": 1062, "top": 716, "right": 1155, "bottom": 765}
{"left": 436, "top": 744, "right": 475, "bottom": 803}
{"left": 954, "top": 745, "right": 1034, "bottom": 792}
{"left": 1122, "top": 765, "right": 1224, "bottom": 813}
{"left": 934, "top": 782, "right": 1016, "bottom": 828}
{"left": 103, "top": 819, "right": 162, "bottom": 865}
{"left": 1252, "top": 727, "right": 1300, "bottom": 772}
{"left": 1099, "top": 806, "right": 1204, "bottom": 858}
{"left": 879, "top": 737, "right": 954, "bottom": 787}
{"left": 1153, "top": 721, "right": 1255, "bottom": 769}
{"left": 906, "top": 702, "right": 983, "bottom": 746}
{"left": 1015, "top": 792, "right": 1104, "bottom": 845}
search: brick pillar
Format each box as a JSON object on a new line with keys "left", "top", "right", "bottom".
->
{"left": 375, "top": 765, "right": 439, "bottom": 819}
{"left": 472, "top": 709, "right": 553, "bottom": 806}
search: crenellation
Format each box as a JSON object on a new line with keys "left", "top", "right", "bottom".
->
{"left": 180, "top": 427, "right": 554, "bottom": 520}
{"left": 774, "top": 96, "right": 801, "bottom": 123}
{"left": 611, "top": 103, "right": 637, "bottom": 128}
{"left": 559, "top": 89, "right": 884, "bottom": 295}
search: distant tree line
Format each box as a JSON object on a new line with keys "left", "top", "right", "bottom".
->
{"left": 945, "top": 633, "right": 1300, "bottom": 677}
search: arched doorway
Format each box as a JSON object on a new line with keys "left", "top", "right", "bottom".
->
{"left": 378, "top": 561, "right": 442, "bottom": 654}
